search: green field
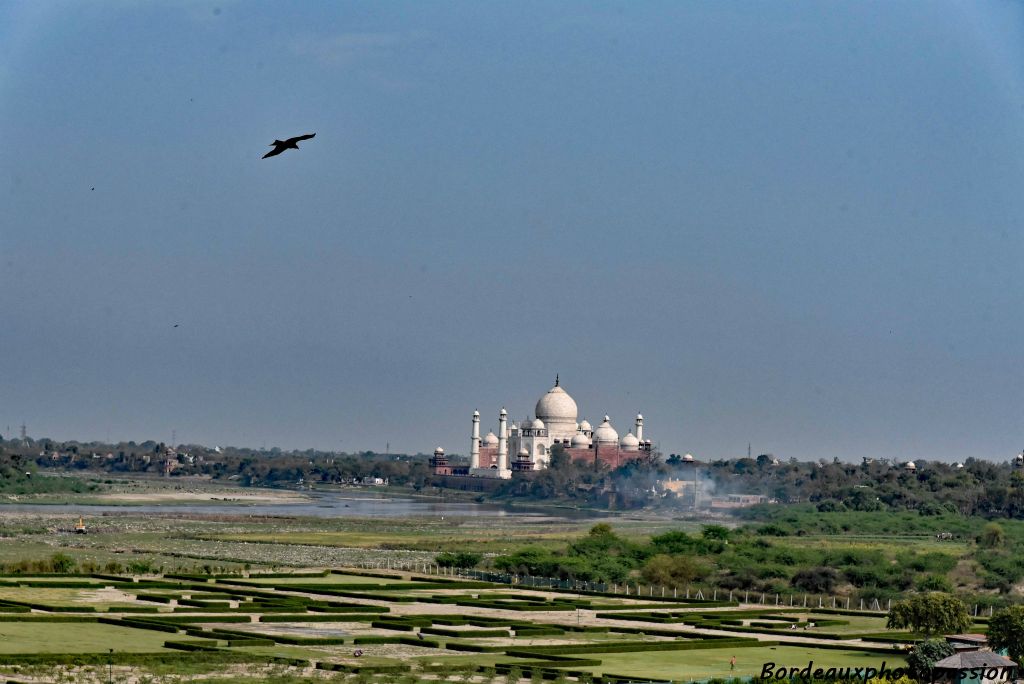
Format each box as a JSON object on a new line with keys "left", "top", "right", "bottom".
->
{"left": 0, "top": 622, "right": 176, "bottom": 654}
{"left": 579, "top": 645, "right": 906, "bottom": 680}
{"left": 0, "top": 586, "right": 146, "bottom": 610}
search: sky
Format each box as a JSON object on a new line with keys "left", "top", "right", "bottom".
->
{"left": 1, "top": 1, "right": 1023, "bottom": 462}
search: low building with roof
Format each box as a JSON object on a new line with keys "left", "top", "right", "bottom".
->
{"left": 932, "top": 651, "right": 1017, "bottom": 684}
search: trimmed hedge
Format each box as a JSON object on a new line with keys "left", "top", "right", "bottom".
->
{"left": 420, "top": 626, "right": 509, "bottom": 638}
{"left": 0, "top": 651, "right": 256, "bottom": 667}
{"left": 506, "top": 637, "right": 768, "bottom": 658}
{"left": 0, "top": 615, "right": 97, "bottom": 623}
{"left": 163, "top": 639, "right": 220, "bottom": 652}
{"left": 258, "top": 613, "right": 376, "bottom": 623}
{"left": 515, "top": 626, "right": 565, "bottom": 637}
{"left": 99, "top": 617, "right": 182, "bottom": 634}
{"left": 316, "top": 662, "right": 411, "bottom": 674}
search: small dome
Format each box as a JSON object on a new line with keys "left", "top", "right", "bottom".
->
{"left": 904, "top": 461, "right": 917, "bottom": 470}
{"left": 571, "top": 433, "right": 591, "bottom": 448}
{"left": 434, "top": 447, "right": 444, "bottom": 455}
{"left": 579, "top": 419, "right": 593, "bottom": 432}
{"left": 518, "top": 448, "right": 530, "bottom": 458}
{"left": 636, "top": 413, "right": 643, "bottom": 420}
{"left": 593, "top": 416, "right": 619, "bottom": 444}
{"left": 620, "top": 432, "right": 640, "bottom": 451}
{"left": 683, "top": 453, "right": 694, "bottom": 462}
{"left": 954, "top": 462, "right": 964, "bottom": 469}
{"left": 531, "top": 418, "right": 545, "bottom": 429}
{"left": 482, "top": 432, "right": 498, "bottom": 446}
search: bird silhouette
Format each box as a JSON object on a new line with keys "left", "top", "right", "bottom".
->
{"left": 262, "top": 133, "right": 316, "bottom": 159}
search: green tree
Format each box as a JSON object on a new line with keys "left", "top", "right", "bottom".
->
{"left": 50, "top": 553, "right": 76, "bottom": 574}
{"left": 435, "top": 552, "right": 482, "bottom": 569}
{"left": 979, "top": 522, "right": 1006, "bottom": 549}
{"left": 988, "top": 606, "right": 1024, "bottom": 664}
{"left": 640, "top": 554, "right": 709, "bottom": 588}
{"left": 887, "top": 592, "right": 971, "bottom": 638}
{"left": 905, "top": 639, "right": 955, "bottom": 683}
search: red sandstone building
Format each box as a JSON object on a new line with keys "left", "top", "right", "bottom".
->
{"left": 430, "top": 377, "right": 654, "bottom": 480}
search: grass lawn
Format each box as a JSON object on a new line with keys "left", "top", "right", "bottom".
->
{"left": 0, "top": 586, "right": 142, "bottom": 609}
{"left": 0, "top": 622, "right": 177, "bottom": 653}
{"left": 576, "top": 645, "right": 905, "bottom": 680}
{"left": 0, "top": 576, "right": 105, "bottom": 584}
{"left": 241, "top": 573, "right": 387, "bottom": 585}
{"left": 234, "top": 641, "right": 444, "bottom": 665}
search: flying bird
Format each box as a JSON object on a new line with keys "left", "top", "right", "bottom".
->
{"left": 262, "top": 133, "right": 316, "bottom": 159}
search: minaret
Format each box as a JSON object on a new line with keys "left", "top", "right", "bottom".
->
{"left": 470, "top": 410, "right": 480, "bottom": 469}
{"left": 635, "top": 414, "right": 644, "bottom": 442}
{"left": 497, "top": 408, "right": 508, "bottom": 472}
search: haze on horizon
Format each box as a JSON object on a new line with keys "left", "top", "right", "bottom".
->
{"left": 1, "top": 1, "right": 1022, "bottom": 463}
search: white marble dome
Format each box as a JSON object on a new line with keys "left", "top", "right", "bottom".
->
{"left": 482, "top": 431, "right": 498, "bottom": 446}
{"left": 579, "top": 419, "right": 592, "bottom": 432}
{"left": 620, "top": 431, "right": 640, "bottom": 451}
{"left": 571, "top": 432, "right": 591, "bottom": 448}
{"left": 535, "top": 384, "right": 578, "bottom": 423}
{"left": 531, "top": 418, "right": 545, "bottom": 430}
{"left": 593, "top": 415, "right": 618, "bottom": 444}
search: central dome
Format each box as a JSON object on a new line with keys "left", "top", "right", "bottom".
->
{"left": 535, "top": 385, "right": 578, "bottom": 424}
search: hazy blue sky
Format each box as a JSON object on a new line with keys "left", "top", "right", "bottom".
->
{"left": 2, "top": 1, "right": 1023, "bottom": 461}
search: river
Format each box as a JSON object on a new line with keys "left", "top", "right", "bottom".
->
{"left": 0, "top": 489, "right": 610, "bottom": 520}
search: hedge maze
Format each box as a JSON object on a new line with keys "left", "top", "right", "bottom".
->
{"left": 0, "top": 569, "right": 910, "bottom": 683}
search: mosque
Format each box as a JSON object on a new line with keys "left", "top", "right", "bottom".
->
{"left": 430, "top": 376, "right": 654, "bottom": 479}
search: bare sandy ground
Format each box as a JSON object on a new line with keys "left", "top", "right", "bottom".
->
{"left": 76, "top": 587, "right": 136, "bottom": 604}
{"left": 96, "top": 490, "right": 309, "bottom": 503}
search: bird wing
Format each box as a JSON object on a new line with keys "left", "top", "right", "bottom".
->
{"left": 262, "top": 146, "right": 285, "bottom": 159}
{"left": 288, "top": 133, "right": 316, "bottom": 143}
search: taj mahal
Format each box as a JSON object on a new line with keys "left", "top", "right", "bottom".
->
{"left": 431, "top": 376, "right": 654, "bottom": 479}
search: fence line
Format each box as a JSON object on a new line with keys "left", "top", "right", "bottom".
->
{"left": 352, "top": 560, "right": 997, "bottom": 617}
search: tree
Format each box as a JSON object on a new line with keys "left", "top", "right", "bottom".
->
{"left": 905, "top": 639, "right": 955, "bottom": 683}
{"left": 791, "top": 567, "right": 838, "bottom": 593}
{"left": 640, "top": 554, "right": 709, "bottom": 588}
{"left": 988, "top": 606, "right": 1024, "bottom": 665}
{"left": 887, "top": 592, "right": 971, "bottom": 638}
{"left": 50, "top": 553, "right": 76, "bottom": 574}
{"left": 979, "top": 522, "right": 1006, "bottom": 549}
{"left": 435, "top": 552, "right": 482, "bottom": 569}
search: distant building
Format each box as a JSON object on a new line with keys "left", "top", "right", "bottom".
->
{"left": 435, "top": 378, "right": 654, "bottom": 480}
{"left": 709, "top": 494, "right": 769, "bottom": 510}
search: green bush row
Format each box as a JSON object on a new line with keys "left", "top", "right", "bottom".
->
{"left": 420, "top": 626, "right": 509, "bottom": 638}
{"left": 316, "top": 662, "right": 411, "bottom": 674}
{"left": 0, "top": 651, "right": 255, "bottom": 667}
{"left": 515, "top": 626, "right": 565, "bottom": 637}
{"left": 258, "top": 613, "right": 376, "bottom": 623}
{"left": 163, "top": 639, "right": 220, "bottom": 652}
{"left": 508, "top": 637, "right": 765, "bottom": 658}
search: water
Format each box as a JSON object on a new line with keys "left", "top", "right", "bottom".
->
{"left": 0, "top": 489, "right": 609, "bottom": 520}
